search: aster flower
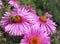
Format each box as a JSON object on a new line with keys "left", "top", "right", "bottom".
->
{"left": 8, "top": 0, "right": 20, "bottom": 8}
{"left": 8, "top": 0, "right": 36, "bottom": 14}
{"left": 32, "top": 12, "right": 57, "bottom": 35}
{"left": 20, "top": 29, "right": 50, "bottom": 44}
{"left": 0, "top": 0, "right": 3, "bottom": 9}
{"left": 0, "top": 7, "right": 37, "bottom": 36}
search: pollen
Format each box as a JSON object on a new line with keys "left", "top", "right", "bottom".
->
{"left": 29, "top": 36, "right": 40, "bottom": 44}
{"left": 9, "top": 15, "right": 22, "bottom": 23}
{"left": 39, "top": 16, "right": 47, "bottom": 23}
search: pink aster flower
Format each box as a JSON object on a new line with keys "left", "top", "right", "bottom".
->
{"left": 8, "top": 0, "right": 36, "bottom": 14}
{"left": 8, "top": 0, "right": 20, "bottom": 8}
{"left": 1, "top": 7, "right": 37, "bottom": 36}
{"left": 20, "top": 29, "right": 50, "bottom": 44}
{"left": 32, "top": 12, "right": 57, "bottom": 35}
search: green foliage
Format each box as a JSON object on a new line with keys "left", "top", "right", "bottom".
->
{"left": 0, "top": 0, "right": 60, "bottom": 44}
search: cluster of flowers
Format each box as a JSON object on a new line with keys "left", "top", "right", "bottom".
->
{"left": 0, "top": 0, "right": 57, "bottom": 44}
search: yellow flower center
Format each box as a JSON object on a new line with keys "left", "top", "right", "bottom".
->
{"left": 39, "top": 16, "right": 47, "bottom": 23}
{"left": 29, "top": 36, "right": 40, "bottom": 44}
{"left": 9, "top": 15, "right": 22, "bottom": 23}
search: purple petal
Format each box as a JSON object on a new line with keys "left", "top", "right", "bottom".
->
{"left": 47, "top": 23, "right": 56, "bottom": 34}
{"left": 5, "top": 24, "right": 13, "bottom": 32}
{"left": 22, "top": 22, "right": 31, "bottom": 34}
{"left": 4, "top": 12, "right": 11, "bottom": 16}
{"left": 44, "top": 12, "right": 52, "bottom": 18}
{"left": 8, "top": 0, "right": 20, "bottom": 8}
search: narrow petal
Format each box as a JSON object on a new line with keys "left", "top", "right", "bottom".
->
{"left": 22, "top": 22, "right": 31, "bottom": 34}
{"left": 47, "top": 23, "right": 56, "bottom": 34}
{"left": 5, "top": 24, "right": 14, "bottom": 32}
{"left": 4, "top": 12, "right": 11, "bottom": 16}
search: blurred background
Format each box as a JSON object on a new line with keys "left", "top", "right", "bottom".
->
{"left": 0, "top": 0, "right": 60, "bottom": 44}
